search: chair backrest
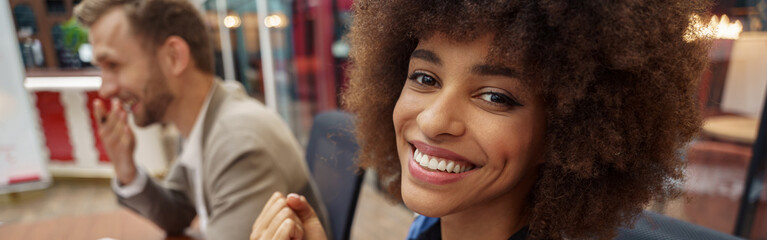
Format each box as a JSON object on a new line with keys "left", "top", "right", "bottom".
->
{"left": 305, "top": 111, "right": 364, "bottom": 240}
{"left": 615, "top": 210, "right": 743, "bottom": 240}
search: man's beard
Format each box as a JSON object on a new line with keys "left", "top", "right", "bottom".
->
{"left": 133, "top": 65, "right": 174, "bottom": 127}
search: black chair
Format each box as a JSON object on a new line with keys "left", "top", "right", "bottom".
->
{"left": 305, "top": 111, "right": 365, "bottom": 240}
{"left": 615, "top": 210, "right": 743, "bottom": 240}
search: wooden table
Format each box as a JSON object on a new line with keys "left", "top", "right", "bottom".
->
{"left": 703, "top": 115, "right": 758, "bottom": 145}
{"left": 0, "top": 209, "right": 198, "bottom": 240}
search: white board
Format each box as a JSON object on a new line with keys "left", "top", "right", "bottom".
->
{"left": 722, "top": 32, "right": 767, "bottom": 119}
{"left": 0, "top": 0, "right": 51, "bottom": 194}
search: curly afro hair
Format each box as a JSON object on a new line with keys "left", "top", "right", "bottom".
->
{"left": 342, "top": 0, "right": 711, "bottom": 239}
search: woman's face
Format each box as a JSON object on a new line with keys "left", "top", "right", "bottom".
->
{"left": 393, "top": 33, "right": 547, "bottom": 218}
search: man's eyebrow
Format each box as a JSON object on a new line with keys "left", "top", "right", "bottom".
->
{"left": 410, "top": 49, "right": 442, "bottom": 65}
{"left": 471, "top": 64, "right": 519, "bottom": 78}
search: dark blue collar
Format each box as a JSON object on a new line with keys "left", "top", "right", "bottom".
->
{"left": 414, "top": 219, "right": 529, "bottom": 240}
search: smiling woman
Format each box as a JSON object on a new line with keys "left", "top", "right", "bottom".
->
{"left": 251, "top": 0, "right": 712, "bottom": 239}
{"left": 341, "top": 0, "right": 711, "bottom": 239}
{"left": 392, "top": 33, "right": 546, "bottom": 239}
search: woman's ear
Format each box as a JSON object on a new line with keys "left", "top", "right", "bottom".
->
{"left": 158, "top": 36, "right": 191, "bottom": 77}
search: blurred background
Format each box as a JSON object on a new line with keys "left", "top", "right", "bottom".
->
{"left": 0, "top": 0, "right": 765, "bottom": 239}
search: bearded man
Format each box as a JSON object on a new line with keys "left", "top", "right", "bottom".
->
{"left": 75, "top": 0, "right": 327, "bottom": 238}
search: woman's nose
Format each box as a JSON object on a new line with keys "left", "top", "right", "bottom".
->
{"left": 416, "top": 90, "right": 466, "bottom": 139}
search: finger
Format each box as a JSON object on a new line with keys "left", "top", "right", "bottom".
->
{"left": 274, "top": 219, "right": 304, "bottom": 240}
{"left": 99, "top": 99, "right": 122, "bottom": 137}
{"left": 286, "top": 194, "right": 326, "bottom": 240}
{"left": 101, "top": 111, "right": 122, "bottom": 144}
{"left": 263, "top": 207, "right": 292, "bottom": 240}
{"left": 107, "top": 98, "right": 123, "bottom": 126}
{"left": 102, "top": 111, "right": 129, "bottom": 156}
{"left": 256, "top": 192, "right": 284, "bottom": 223}
{"left": 108, "top": 98, "right": 119, "bottom": 121}
{"left": 252, "top": 192, "right": 286, "bottom": 240}
{"left": 286, "top": 194, "right": 319, "bottom": 224}
{"left": 252, "top": 193, "right": 287, "bottom": 234}
{"left": 265, "top": 207, "right": 303, "bottom": 239}
{"left": 120, "top": 118, "right": 134, "bottom": 147}
{"left": 109, "top": 111, "right": 127, "bottom": 144}
{"left": 254, "top": 192, "right": 285, "bottom": 230}
{"left": 93, "top": 99, "right": 106, "bottom": 127}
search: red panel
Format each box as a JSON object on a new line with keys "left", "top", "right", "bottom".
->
{"left": 293, "top": 0, "right": 313, "bottom": 102}
{"left": 315, "top": 0, "right": 337, "bottom": 111}
{"left": 9, "top": 174, "right": 40, "bottom": 184}
{"left": 35, "top": 91, "right": 74, "bottom": 162}
{"left": 337, "top": 0, "right": 353, "bottom": 10}
{"left": 85, "top": 92, "right": 112, "bottom": 163}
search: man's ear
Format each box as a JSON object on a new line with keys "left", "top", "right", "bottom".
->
{"left": 159, "top": 36, "right": 191, "bottom": 77}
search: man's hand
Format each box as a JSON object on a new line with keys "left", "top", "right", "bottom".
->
{"left": 251, "top": 192, "right": 327, "bottom": 240}
{"left": 94, "top": 98, "right": 137, "bottom": 185}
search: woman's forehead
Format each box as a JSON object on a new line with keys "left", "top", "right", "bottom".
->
{"left": 415, "top": 33, "right": 502, "bottom": 65}
{"left": 410, "top": 33, "right": 541, "bottom": 98}
{"left": 413, "top": 32, "right": 530, "bottom": 79}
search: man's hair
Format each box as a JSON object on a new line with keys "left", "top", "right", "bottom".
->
{"left": 74, "top": 0, "right": 214, "bottom": 74}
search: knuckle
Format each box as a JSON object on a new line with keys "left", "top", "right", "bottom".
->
{"left": 278, "top": 207, "right": 293, "bottom": 217}
{"left": 274, "top": 198, "right": 287, "bottom": 208}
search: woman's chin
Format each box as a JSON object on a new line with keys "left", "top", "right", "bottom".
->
{"left": 404, "top": 198, "right": 447, "bottom": 218}
{"left": 401, "top": 180, "right": 455, "bottom": 218}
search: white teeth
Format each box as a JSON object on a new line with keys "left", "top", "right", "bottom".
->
{"left": 446, "top": 161, "right": 455, "bottom": 173}
{"left": 418, "top": 152, "right": 428, "bottom": 167}
{"left": 413, "top": 148, "right": 474, "bottom": 173}
{"left": 428, "top": 158, "right": 438, "bottom": 169}
{"left": 414, "top": 149, "right": 422, "bottom": 165}
{"left": 437, "top": 160, "right": 447, "bottom": 171}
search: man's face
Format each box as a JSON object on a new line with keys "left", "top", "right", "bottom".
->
{"left": 89, "top": 8, "right": 173, "bottom": 127}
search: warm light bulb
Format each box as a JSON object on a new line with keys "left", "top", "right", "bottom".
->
{"left": 264, "top": 14, "right": 288, "bottom": 28}
{"left": 685, "top": 14, "right": 743, "bottom": 42}
{"left": 224, "top": 15, "right": 241, "bottom": 29}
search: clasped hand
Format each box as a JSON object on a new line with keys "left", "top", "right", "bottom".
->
{"left": 251, "top": 192, "right": 327, "bottom": 240}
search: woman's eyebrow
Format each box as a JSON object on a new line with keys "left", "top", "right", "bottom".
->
{"left": 410, "top": 49, "right": 442, "bottom": 65}
{"left": 471, "top": 64, "right": 519, "bottom": 79}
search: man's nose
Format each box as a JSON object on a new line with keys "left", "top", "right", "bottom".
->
{"left": 98, "top": 75, "right": 118, "bottom": 99}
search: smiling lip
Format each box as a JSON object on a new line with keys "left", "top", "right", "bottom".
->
{"left": 407, "top": 141, "right": 477, "bottom": 185}
{"left": 411, "top": 141, "right": 475, "bottom": 165}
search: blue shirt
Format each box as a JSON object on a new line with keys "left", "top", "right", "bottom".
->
{"left": 406, "top": 215, "right": 529, "bottom": 240}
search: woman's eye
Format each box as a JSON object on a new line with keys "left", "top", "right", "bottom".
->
{"left": 408, "top": 72, "right": 439, "bottom": 87}
{"left": 477, "top": 92, "right": 521, "bottom": 107}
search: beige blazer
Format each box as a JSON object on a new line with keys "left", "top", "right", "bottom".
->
{"left": 117, "top": 80, "right": 328, "bottom": 239}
